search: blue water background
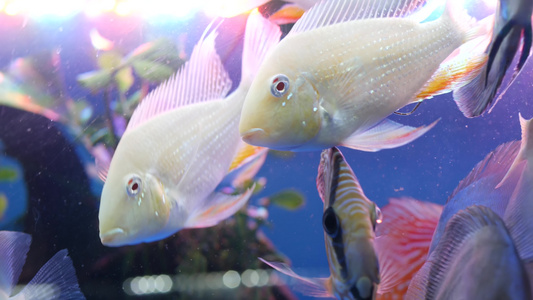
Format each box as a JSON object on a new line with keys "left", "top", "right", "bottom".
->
{"left": 0, "top": 8, "right": 532, "bottom": 300}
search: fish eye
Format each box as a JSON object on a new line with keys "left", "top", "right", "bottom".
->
{"left": 372, "top": 205, "right": 383, "bottom": 230}
{"left": 126, "top": 175, "right": 142, "bottom": 197}
{"left": 323, "top": 207, "right": 340, "bottom": 237}
{"left": 375, "top": 206, "right": 383, "bottom": 224}
{"left": 270, "top": 74, "right": 290, "bottom": 97}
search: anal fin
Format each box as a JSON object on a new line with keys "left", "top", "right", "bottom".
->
{"left": 341, "top": 118, "right": 439, "bottom": 152}
{"left": 258, "top": 258, "right": 332, "bottom": 298}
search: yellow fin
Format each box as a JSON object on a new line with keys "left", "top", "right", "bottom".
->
{"left": 228, "top": 142, "right": 265, "bottom": 172}
{"left": 415, "top": 53, "right": 487, "bottom": 101}
{"left": 268, "top": 4, "right": 305, "bottom": 25}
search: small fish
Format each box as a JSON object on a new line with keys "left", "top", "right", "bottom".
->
{"left": 239, "top": 0, "right": 488, "bottom": 151}
{"left": 261, "top": 147, "right": 383, "bottom": 299}
{"left": 373, "top": 197, "right": 443, "bottom": 299}
{"left": 0, "top": 231, "right": 85, "bottom": 299}
{"left": 98, "top": 11, "right": 281, "bottom": 246}
{"left": 454, "top": 0, "right": 532, "bottom": 117}
{"left": 406, "top": 205, "right": 532, "bottom": 300}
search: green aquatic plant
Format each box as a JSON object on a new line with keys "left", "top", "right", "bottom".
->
{"left": 76, "top": 38, "right": 184, "bottom": 147}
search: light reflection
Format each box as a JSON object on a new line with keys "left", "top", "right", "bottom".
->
{"left": 123, "top": 269, "right": 281, "bottom": 296}
{"left": 222, "top": 270, "right": 241, "bottom": 289}
{"left": 0, "top": 0, "right": 273, "bottom": 19}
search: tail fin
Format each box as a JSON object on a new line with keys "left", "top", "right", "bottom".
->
{"left": 0, "top": 231, "right": 31, "bottom": 297}
{"left": 17, "top": 249, "right": 85, "bottom": 299}
{"left": 375, "top": 198, "right": 442, "bottom": 298}
{"left": 239, "top": 10, "right": 281, "bottom": 89}
{"left": 454, "top": 0, "right": 532, "bottom": 117}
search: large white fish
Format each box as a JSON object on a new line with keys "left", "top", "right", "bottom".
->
{"left": 239, "top": 0, "right": 488, "bottom": 152}
{"left": 261, "top": 147, "right": 385, "bottom": 300}
{"left": 0, "top": 231, "right": 85, "bottom": 300}
{"left": 98, "top": 11, "right": 281, "bottom": 246}
{"left": 406, "top": 205, "right": 531, "bottom": 300}
{"left": 455, "top": 0, "right": 532, "bottom": 117}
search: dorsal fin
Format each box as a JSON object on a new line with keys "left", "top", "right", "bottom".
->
{"left": 503, "top": 115, "right": 533, "bottom": 263}
{"left": 449, "top": 140, "right": 521, "bottom": 201}
{"left": 316, "top": 147, "right": 338, "bottom": 205}
{"left": 498, "top": 114, "right": 533, "bottom": 187}
{"left": 289, "top": 0, "right": 431, "bottom": 36}
{"left": 240, "top": 9, "right": 282, "bottom": 88}
{"left": 126, "top": 30, "right": 232, "bottom": 131}
{"left": 92, "top": 144, "right": 112, "bottom": 183}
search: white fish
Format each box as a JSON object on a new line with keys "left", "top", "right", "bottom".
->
{"left": 406, "top": 205, "right": 531, "bottom": 300}
{"left": 239, "top": 0, "right": 488, "bottom": 152}
{"left": 0, "top": 231, "right": 85, "bottom": 300}
{"left": 98, "top": 11, "right": 281, "bottom": 246}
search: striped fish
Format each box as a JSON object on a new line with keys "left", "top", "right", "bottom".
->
{"left": 260, "top": 147, "right": 382, "bottom": 299}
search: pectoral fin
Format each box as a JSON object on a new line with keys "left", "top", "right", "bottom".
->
{"left": 225, "top": 143, "right": 268, "bottom": 188}
{"left": 186, "top": 187, "right": 254, "bottom": 228}
{"left": 340, "top": 118, "right": 439, "bottom": 151}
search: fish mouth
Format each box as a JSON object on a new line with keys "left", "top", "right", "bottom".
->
{"left": 241, "top": 128, "right": 267, "bottom": 145}
{"left": 100, "top": 227, "right": 127, "bottom": 246}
